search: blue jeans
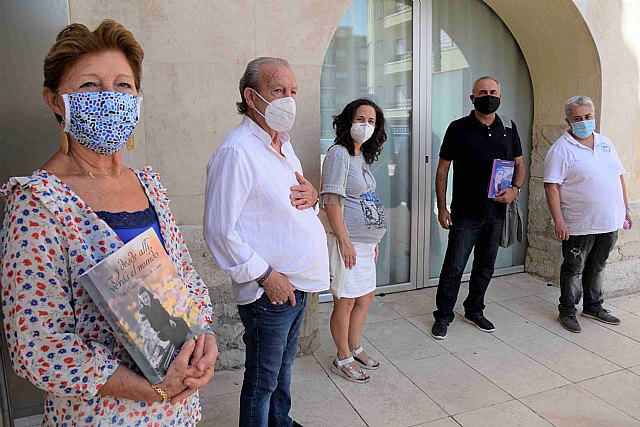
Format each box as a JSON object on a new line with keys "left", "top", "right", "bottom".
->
{"left": 559, "top": 231, "right": 618, "bottom": 317}
{"left": 237, "top": 290, "right": 307, "bottom": 427}
{"left": 434, "top": 203, "right": 504, "bottom": 323}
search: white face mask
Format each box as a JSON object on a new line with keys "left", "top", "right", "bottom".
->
{"left": 251, "top": 89, "right": 296, "bottom": 132}
{"left": 350, "top": 122, "right": 375, "bottom": 144}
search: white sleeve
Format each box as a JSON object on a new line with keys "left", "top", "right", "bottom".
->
{"left": 543, "top": 147, "right": 567, "bottom": 184}
{"left": 203, "top": 147, "right": 269, "bottom": 283}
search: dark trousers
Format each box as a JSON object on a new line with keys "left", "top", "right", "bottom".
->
{"left": 237, "top": 290, "right": 307, "bottom": 427}
{"left": 434, "top": 204, "right": 503, "bottom": 323}
{"left": 559, "top": 231, "right": 618, "bottom": 316}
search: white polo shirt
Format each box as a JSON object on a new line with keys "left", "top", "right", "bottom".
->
{"left": 204, "top": 115, "right": 330, "bottom": 305}
{"left": 544, "top": 131, "right": 626, "bottom": 235}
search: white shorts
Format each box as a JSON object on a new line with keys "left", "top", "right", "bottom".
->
{"left": 336, "top": 241, "right": 377, "bottom": 299}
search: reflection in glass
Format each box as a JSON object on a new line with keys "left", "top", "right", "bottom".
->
{"left": 428, "top": 0, "right": 533, "bottom": 278}
{"left": 321, "top": 0, "right": 413, "bottom": 286}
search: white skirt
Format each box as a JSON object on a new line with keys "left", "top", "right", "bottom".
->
{"left": 336, "top": 241, "right": 377, "bottom": 298}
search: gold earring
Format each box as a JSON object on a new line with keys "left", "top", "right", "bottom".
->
{"left": 60, "top": 122, "right": 69, "bottom": 154}
{"left": 126, "top": 134, "right": 135, "bottom": 151}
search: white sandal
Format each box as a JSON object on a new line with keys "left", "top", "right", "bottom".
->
{"left": 331, "top": 355, "right": 370, "bottom": 383}
{"left": 352, "top": 346, "right": 380, "bottom": 370}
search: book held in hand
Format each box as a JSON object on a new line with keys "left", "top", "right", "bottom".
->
{"left": 79, "top": 228, "right": 206, "bottom": 384}
{"left": 488, "top": 159, "right": 515, "bottom": 198}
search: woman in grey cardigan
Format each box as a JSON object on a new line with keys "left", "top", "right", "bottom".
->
{"left": 321, "top": 98, "right": 388, "bottom": 383}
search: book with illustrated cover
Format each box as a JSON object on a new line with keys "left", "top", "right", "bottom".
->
{"left": 79, "top": 228, "right": 205, "bottom": 384}
{"left": 488, "top": 159, "right": 515, "bottom": 198}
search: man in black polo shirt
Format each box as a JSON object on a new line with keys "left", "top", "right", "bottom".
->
{"left": 431, "top": 76, "right": 526, "bottom": 339}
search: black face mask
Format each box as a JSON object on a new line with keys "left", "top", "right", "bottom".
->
{"left": 474, "top": 95, "right": 501, "bottom": 114}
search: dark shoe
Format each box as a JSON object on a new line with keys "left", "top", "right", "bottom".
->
{"left": 559, "top": 315, "right": 582, "bottom": 333}
{"left": 463, "top": 314, "right": 495, "bottom": 332}
{"left": 431, "top": 319, "right": 448, "bottom": 340}
{"left": 293, "top": 422, "right": 304, "bottom": 427}
{"left": 582, "top": 308, "right": 621, "bottom": 325}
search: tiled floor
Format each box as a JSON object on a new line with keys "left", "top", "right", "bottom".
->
{"left": 203, "top": 273, "right": 640, "bottom": 426}
{"left": 16, "top": 274, "right": 640, "bottom": 426}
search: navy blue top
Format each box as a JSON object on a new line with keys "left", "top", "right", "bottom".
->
{"left": 95, "top": 205, "right": 165, "bottom": 247}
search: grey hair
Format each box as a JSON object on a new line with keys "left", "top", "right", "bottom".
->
{"left": 472, "top": 76, "right": 500, "bottom": 94}
{"left": 564, "top": 95, "right": 594, "bottom": 119}
{"left": 236, "top": 57, "right": 291, "bottom": 115}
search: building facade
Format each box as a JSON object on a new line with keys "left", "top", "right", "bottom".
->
{"left": 1, "top": 0, "right": 640, "bottom": 421}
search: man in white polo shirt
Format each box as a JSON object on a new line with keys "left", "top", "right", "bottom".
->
{"left": 203, "top": 57, "right": 329, "bottom": 427}
{"left": 544, "top": 95, "right": 632, "bottom": 333}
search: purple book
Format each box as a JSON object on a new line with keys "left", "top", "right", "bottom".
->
{"left": 488, "top": 159, "right": 515, "bottom": 198}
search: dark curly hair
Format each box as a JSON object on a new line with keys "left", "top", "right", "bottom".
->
{"left": 332, "top": 98, "right": 386, "bottom": 165}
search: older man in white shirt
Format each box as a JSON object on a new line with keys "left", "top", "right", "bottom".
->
{"left": 544, "top": 95, "right": 632, "bottom": 334}
{"left": 204, "top": 57, "right": 329, "bottom": 427}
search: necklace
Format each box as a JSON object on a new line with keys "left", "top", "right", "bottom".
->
{"left": 85, "top": 169, "right": 121, "bottom": 179}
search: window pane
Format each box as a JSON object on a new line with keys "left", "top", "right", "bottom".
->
{"left": 321, "top": 0, "right": 413, "bottom": 286}
{"left": 428, "top": 0, "right": 533, "bottom": 278}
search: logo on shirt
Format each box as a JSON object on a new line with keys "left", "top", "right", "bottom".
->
{"left": 600, "top": 142, "right": 611, "bottom": 153}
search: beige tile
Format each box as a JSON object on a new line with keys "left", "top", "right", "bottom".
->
{"left": 363, "top": 318, "right": 448, "bottom": 363}
{"left": 421, "top": 286, "right": 438, "bottom": 298}
{"left": 200, "top": 391, "right": 240, "bottom": 426}
{"left": 199, "top": 368, "right": 243, "bottom": 399}
{"left": 255, "top": 1, "right": 350, "bottom": 66}
{"left": 485, "top": 279, "right": 535, "bottom": 302}
{"left": 553, "top": 320, "right": 640, "bottom": 368}
{"left": 14, "top": 414, "right": 44, "bottom": 427}
{"left": 507, "top": 332, "right": 621, "bottom": 382}
{"left": 408, "top": 314, "right": 503, "bottom": 353}
{"left": 139, "top": 0, "right": 255, "bottom": 64}
{"left": 290, "top": 355, "right": 366, "bottom": 427}
{"left": 630, "top": 365, "right": 640, "bottom": 376}
{"left": 142, "top": 61, "right": 246, "bottom": 196}
{"left": 400, "top": 354, "right": 512, "bottom": 415}
{"left": 497, "top": 296, "right": 565, "bottom": 330}
{"left": 478, "top": 302, "right": 550, "bottom": 343}
{"left": 455, "top": 342, "right": 569, "bottom": 398}
{"left": 378, "top": 289, "right": 435, "bottom": 317}
{"left": 500, "top": 272, "right": 550, "bottom": 290}
{"left": 590, "top": 312, "right": 640, "bottom": 341}
{"left": 535, "top": 289, "right": 560, "bottom": 305}
{"left": 453, "top": 400, "right": 552, "bottom": 427}
{"left": 521, "top": 384, "right": 640, "bottom": 427}
{"left": 314, "top": 332, "right": 447, "bottom": 427}
{"left": 536, "top": 291, "right": 629, "bottom": 317}
{"left": 413, "top": 418, "right": 461, "bottom": 427}
{"left": 580, "top": 370, "right": 640, "bottom": 420}
{"left": 365, "top": 297, "right": 404, "bottom": 324}
{"left": 608, "top": 294, "right": 640, "bottom": 313}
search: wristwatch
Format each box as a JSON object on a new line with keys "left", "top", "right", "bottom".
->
{"left": 512, "top": 184, "right": 522, "bottom": 195}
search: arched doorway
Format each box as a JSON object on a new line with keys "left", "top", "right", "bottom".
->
{"left": 320, "top": 0, "right": 544, "bottom": 294}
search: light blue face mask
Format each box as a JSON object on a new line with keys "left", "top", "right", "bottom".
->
{"left": 570, "top": 119, "right": 595, "bottom": 139}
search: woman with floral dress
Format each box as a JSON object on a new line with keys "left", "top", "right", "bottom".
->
{"left": 0, "top": 20, "right": 217, "bottom": 426}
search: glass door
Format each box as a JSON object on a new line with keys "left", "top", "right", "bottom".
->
{"left": 425, "top": 0, "right": 533, "bottom": 284}
{"left": 320, "top": 0, "right": 417, "bottom": 295}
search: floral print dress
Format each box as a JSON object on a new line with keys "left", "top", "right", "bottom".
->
{"left": 0, "top": 168, "right": 213, "bottom": 426}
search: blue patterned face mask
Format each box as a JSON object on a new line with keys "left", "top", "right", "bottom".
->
{"left": 62, "top": 91, "right": 142, "bottom": 155}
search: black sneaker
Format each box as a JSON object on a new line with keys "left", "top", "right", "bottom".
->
{"left": 559, "top": 315, "right": 582, "bottom": 333}
{"left": 431, "top": 320, "right": 448, "bottom": 340}
{"left": 463, "top": 314, "right": 495, "bottom": 332}
{"left": 582, "top": 308, "right": 621, "bottom": 325}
